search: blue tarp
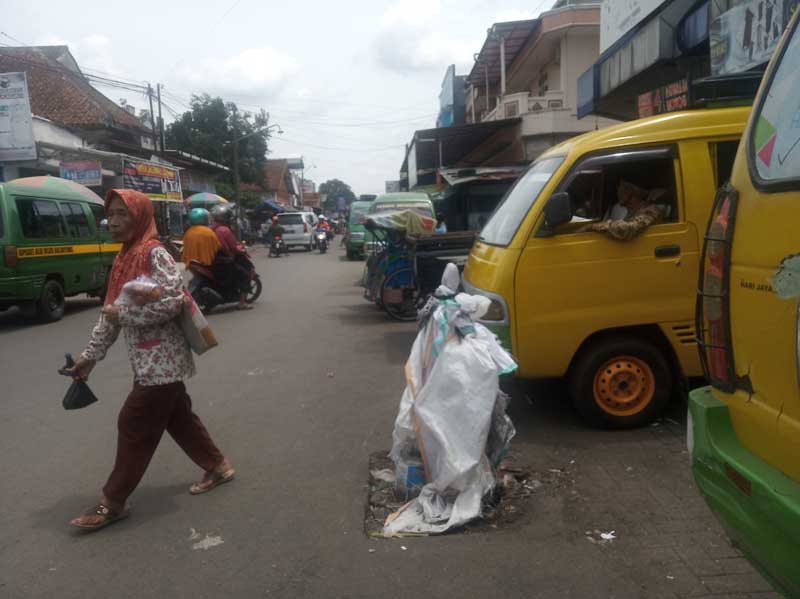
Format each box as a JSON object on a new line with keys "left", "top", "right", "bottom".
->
{"left": 254, "top": 200, "right": 288, "bottom": 215}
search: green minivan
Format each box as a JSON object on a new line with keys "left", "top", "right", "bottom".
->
{"left": 345, "top": 201, "right": 373, "bottom": 260}
{"left": 0, "top": 176, "right": 119, "bottom": 321}
{"left": 363, "top": 192, "right": 435, "bottom": 254}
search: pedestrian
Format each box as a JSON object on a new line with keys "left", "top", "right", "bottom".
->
{"left": 65, "top": 189, "right": 234, "bottom": 532}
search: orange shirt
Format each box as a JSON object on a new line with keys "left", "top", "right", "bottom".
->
{"left": 182, "top": 225, "right": 221, "bottom": 266}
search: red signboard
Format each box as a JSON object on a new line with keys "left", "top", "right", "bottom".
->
{"left": 638, "top": 78, "right": 689, "bottom": 118}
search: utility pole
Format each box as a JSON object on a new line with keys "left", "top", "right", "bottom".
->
{"left": 156, "top": 83, "right": 165, "bottom": 153}
{"left": 231, "top": 105, "right": 241, "bottom": 223}
{"left": 147, "top": 84, "right": 157, "bottom": 150}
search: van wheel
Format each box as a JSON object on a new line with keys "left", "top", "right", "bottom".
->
{"left": 38, "top": 279, "right": 66, "bottom": 322}
{"left": 568, "top": 337, "right": 671, "bottom": 429}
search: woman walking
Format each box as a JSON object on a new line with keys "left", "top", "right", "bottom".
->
{"left": 66, "top": 189, "right": 234, "bottom": 531}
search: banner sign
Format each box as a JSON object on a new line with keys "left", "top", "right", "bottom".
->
{"left": 0, "top": 72, "right": 36, "bottom": 161}
{"left": 637, "top": 78, "right": 689, "bottom": 118}
{"left": 600, "top": 0, "right": 664, "bottom": 52}
{"left": 122, "top": 158, "right": 182, "bottom": 201}
{"left": 710, "top": 0, "right": 800, "bottom": 76}
{"left": 60, "top": 160, "right": 102, "bottom": 187}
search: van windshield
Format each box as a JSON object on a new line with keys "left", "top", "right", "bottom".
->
{"left": 350, "top": 206, "right": 369, "bottom": 225}
{"left": 479, "top": 156, "right": 564, "bottom": 246}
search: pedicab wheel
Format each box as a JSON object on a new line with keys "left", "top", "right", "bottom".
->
{"left": 568, "top": 337, "right": 671, "bottom": 429}
{"left": 246, "top": 276, "right": 262, "bottom": 303}
{"left": 38, "top": 279, "right": 66, "bottom": 322}
{"left": 381, "top": 270, "right": 418, "bottom": 322}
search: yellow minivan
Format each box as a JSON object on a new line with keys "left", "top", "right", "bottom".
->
{"left": 463, "top": 107, "right": 749, "bottom": 428}
{"left": 689, "top": 11, "right": 800, "bottom": 596}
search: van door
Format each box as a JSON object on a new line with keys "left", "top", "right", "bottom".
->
{"left": 89, "top": 203, "right": 117, "bottom": 272}
{"left": 513, "top": 146, "right": 700, "bottom": 379}
{"left": 61, "top": 201, "right": 104, "bottom": 293}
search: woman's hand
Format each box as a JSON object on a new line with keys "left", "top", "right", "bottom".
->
{"left": 64, "top": 356, "right": 96, "bottom": 381}
{"left": 101, "top": 304, "right": 121, "bottom": 324}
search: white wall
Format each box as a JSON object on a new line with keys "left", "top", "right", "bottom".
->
{"left": 561, "top": 29, "right": 601, "bottom": 111}
{"left": 32, "top": 116, "right": 85, "bottom": 148}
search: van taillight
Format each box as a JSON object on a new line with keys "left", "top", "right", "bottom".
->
{"left": 3, "top": 245, "right": 17, "bottom": 268}
{"left": 696, "top": 186, "right": 740, "bottom": 392}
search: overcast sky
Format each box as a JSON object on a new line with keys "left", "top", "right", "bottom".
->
{"left": 3, "top": 0, "right": 553, "bottom": 195}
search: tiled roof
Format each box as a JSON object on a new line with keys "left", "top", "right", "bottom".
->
{"left": 0, "top": 46, "right": 150, "bottom": 133}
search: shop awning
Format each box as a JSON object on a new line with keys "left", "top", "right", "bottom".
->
{"left": 467, "top": 20, "right": 539, "bottom": 86}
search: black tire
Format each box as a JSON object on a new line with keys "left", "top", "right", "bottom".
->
{"left": 246, "top": 276, "right": 262, "bottom": 304}
{"left": 38, "top": 279, "right": 65, "bottom": 322}
{"left": 346, "top": 249, "right": 357, "bottom": 260}
{"left": 568, "top": 336, "right": 672, "bottom": 429}
{"left": 381, "top": 269, "right": 418, "bottom": 322}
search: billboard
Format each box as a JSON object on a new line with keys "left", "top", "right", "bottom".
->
{"left": 710, "top": 0, "right": 799, "bottom": 75}
{"left": 0, "top": 72, "right": 36, "bottom": 161}
{"left": 122, "top": 158, "right": 182, "bottom": 201}
{"left": 600, "top": 0, "right": 665, "bottom": 52}
{"left": 60, "top": 161, "right": 102, "bottom": 187}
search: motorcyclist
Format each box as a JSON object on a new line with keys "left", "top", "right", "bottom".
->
{"left": 317, "top": 216, "right": 333, "bottom": 240}
{"left": 267, "top": 215, "right": 286, "bottom": 242}
{"left": 210, "top": 204, "right": 253, "bottom": 310}
{"left": 182, "top": 208, "right": 220, "bottom": 267}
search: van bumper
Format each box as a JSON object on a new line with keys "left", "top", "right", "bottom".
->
{"left": 688, "top": 386, "right": 800, "bottom": 598}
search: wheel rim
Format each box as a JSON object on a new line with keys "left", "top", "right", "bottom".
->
{"left": 593, "top": 355, "right": 655, "bottom": 417}
{"left": 48, "top": 286, "right": 63, "bottom": 312}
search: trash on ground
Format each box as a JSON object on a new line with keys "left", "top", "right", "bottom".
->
{"left": 327, "top": 371, "right": 335, "bottom": 378}
{"left": 370, "top": 469, "right": 396, "bottom": 484}
{"left": 382, "top": 264, "right": 518, "bottom": 536}
{"left": 600, "top": 531, "right": 616, "bottom": 540}
{"left": 191, "top": 533, "right": 224, "bottom": 550}
{"left": 400, "top": 546, "right": 407, "bottom": 551}
{"left": 586, "top": 529, "right": 617, "bottom": 545}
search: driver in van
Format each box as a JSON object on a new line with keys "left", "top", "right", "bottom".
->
{"left": 582, "top": 179, "right": 666, "bottom": 241}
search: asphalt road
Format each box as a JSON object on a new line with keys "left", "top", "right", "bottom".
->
{"left": 0, "top": 244, "right": 779, "bottom": 599}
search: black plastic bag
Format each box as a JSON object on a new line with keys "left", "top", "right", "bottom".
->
{"left": 58, "top": 354, "right": 99, "bottom": 410}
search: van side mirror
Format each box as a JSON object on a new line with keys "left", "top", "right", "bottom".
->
{"left": 99, "top": 219, "right": 109, "bottom": 232}
{"left": 541, "top": 192, "right": 572, "bottom": 234}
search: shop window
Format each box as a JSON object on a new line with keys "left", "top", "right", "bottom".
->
{"left": 61, "top": 202, "right": 92, "bottom": 238}
{"left": 15, "top": 198, "right": 67, "bottom": 239}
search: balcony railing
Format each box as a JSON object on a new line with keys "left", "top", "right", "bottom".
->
{"left": 483, "top": 90, "right": 567, "bottom": 122}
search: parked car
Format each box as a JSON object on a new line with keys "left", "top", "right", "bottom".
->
{"left": 463, "top": 106, "right": 749, "bottom": 429}
{"left": 688, "top": 11, "right": 800, "bottom": 598}
{"left": 345, "top": 201, "right": 372, "bottom": 260}
{"left": 0, "top": 176, "right": 119, "bottom": 321}
{"left": 276, "top": 211, "right": 316, "bottom": 251}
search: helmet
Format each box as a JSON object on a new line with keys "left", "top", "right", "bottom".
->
{"left": 272, "top": 215, "right": 279, "bottom": 222}
{"left": 188, "top": 207, "right": 210, "bottom": 226}
{"left": 319, "top": 215, "right": 327, "bottom": 221}
{"left": 210, "top": 204, "right": 233, "bottom": 224}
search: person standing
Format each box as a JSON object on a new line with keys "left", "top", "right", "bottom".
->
{"left": 66, "top": 189, "right": 234, "bottom": 531}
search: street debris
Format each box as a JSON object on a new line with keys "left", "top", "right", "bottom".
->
{"left": 585, "top": 530, "right": 617, "bottom": 545}
{"left": 327, "top": 371, "right": 335, "bottom": 378}
{"left": 368, "top": 548, "right": 376, "bottom": 553}
{"left": 666, "top": 575, "right": 675, "bottom": 580}
{"left": 370, "top": 468, "right": 396, "bottom": 484}
{"left": 246, "top": 368, "right": 263, "bottom": 376}
{"left": 401, "top": 546, "right": 407, "bottom": 551}
{"left": 190, "top": 531, "right": 225, "bottom": 550}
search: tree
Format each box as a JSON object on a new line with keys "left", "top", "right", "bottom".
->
{"left": 165, "top": 94, "right": 272, "bottom": 188}
{"left": 319, "top": 179, "right": 357, "bottom": 213}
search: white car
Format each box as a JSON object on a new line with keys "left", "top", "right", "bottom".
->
{"left": 277, "top": 211, "right": 318, "bottom": 251}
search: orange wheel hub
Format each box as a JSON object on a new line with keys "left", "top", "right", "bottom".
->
{"left": 593, "top": 355, "right": 655, "bottom": 417}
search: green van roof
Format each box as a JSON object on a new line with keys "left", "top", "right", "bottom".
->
{"left": 374, "top": 192, "right": 431, "bottom": 203}
{"left": 1, "top": 176, "right": 104, "bottom": 204}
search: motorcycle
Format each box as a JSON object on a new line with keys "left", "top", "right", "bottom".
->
{"left": 316, "top": 230, "right": 328, "bottom": 254}
{"left": 269, "top": 235, "right": 289, "bottom": 257}
{"left": 187, "top": 254, "right": 262, "bottom": 312}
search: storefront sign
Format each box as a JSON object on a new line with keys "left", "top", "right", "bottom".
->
{"left": 122, "top": 158, "right": 182, "bottom": 201}
{"left": 710, "top": 0, "right": 799, "bottom": 75}
{"left": 637, "top": 78, "right": 689, "bottom": 118}
{"left": 0, "top": 72, "right": 36, "bottom": 161}
{"left": 59, "top": 160, "right": 102, "bottom": 187}
{"left": 601, "top": 0, "right": 665, "bottom": 52}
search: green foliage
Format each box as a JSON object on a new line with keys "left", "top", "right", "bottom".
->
{"left": 318, "top": 179, "right": 357, "bottom": 212}
{"left": 166, "top": 94, "right": 272, "bottom": 186}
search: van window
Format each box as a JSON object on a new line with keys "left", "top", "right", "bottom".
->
{"left": 304, "top": 214, "right": 315, "bottom": 225}
{"left": 479, "top": 156, "right": 564, "bottom": 246}
{"left": 61, "top": 202, "right": 93, "bottom": 238}
{"left": 561, "top": 154, "right": 678, "bottom": 227}
{"left": 710, "top": 141, "right": 739, "bottom": 187}
{"left": 278, "top": 213, "right": 304, "bottom": 225}
{"left": 16, "top": 198, "right": 67, "bottom": 238}
{"left": 89, "top": 204, "right": 105, "bottom": 227}
{"left": 749, "top": 16, "right": 800, "bottom": 186}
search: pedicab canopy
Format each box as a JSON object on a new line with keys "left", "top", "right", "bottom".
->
{"left": 364, "top": 210, "right": 436, "bottom": 236}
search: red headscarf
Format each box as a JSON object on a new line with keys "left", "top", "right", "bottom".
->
{"left": 104, "top": 189, "right": 162, "bottom": 304}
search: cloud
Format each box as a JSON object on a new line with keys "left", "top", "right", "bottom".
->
{"left": 373, "top": 0, "right": 475, "bottom": 74}
{"left": 177, "top": 47, "right": 299, "bottom": 99}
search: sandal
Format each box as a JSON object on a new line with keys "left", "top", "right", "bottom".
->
{"left": 70, "top": 503, "right": 130, "bottom": 531}
{"left": 189, "top": 466, "right": 236, "bottom": 495}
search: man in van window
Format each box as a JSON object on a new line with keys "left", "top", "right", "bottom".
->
{"left": 582, "top": 179, "right": 666, "bottom": 241}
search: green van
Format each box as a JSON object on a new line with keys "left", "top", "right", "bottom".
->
{"left": 364, "top": 192, "right": 435, "bottom": 254}
{"left": 345, "top": 201, "right": 373, "bottom": 260}
{"left": 0, "top": 176, "right": 119, "bottom": 322}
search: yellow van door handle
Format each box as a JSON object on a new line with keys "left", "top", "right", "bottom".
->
{"left": 655, "top": 245, "right": 681, "bottom": 258}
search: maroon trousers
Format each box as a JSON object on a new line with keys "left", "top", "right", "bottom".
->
{"left": 103, "top": 381, "right": 224, "bottom": 505}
